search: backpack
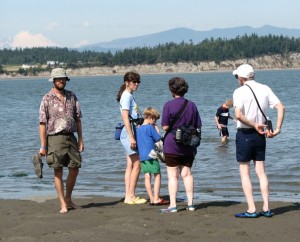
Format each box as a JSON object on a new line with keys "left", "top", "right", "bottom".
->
{"left": 176, "top": 125, "right": 201, "bottom": 147}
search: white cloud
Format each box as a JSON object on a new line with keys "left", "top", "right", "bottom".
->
{"left": 82, "top": 21, "right": 90, "bottom": 28}
{"left": 73, "top": 40, "right": 90, "bottom": 48}
{"left": 11, "top": 31, "right": 58, "bottom": 48}
{"left": 47, "top": 22, "right": 59, "bottom": 30}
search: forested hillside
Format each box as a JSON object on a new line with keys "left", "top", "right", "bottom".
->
{"left": 0, "top": 34, "right": 299, "bottom": 75}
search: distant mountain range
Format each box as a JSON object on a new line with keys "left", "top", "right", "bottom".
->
{"left": 77, "top": 25, "right": 300, "bottom": 53}
{"left": 0, "top": 37, "right": 12, "bottom": 49}
{"left": 1, "top": 25, "right": 300, "bottom": 52}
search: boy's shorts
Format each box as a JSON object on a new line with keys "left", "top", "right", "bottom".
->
{"left": 220, "top": 127, "right": 229, "bottom": 137}
{"left": 46, "top": 133, "right": 82, "bottom": 169}
{"left": 141, "top": 159, "right": 160, "bottom": 174}
{"left": 236, "top": 129, "right": 266, "bottom": 162}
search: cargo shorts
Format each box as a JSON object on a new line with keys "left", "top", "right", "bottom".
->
{"left": 46, "top": 133, "right": 82, "bottom": 169}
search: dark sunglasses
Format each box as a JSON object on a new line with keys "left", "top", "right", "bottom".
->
{"left": 54, "top": 78, "right": 69, "bottom": 82}
{"left": 234, "top": 74, "right": 238, "bottom": 79}
{"left": 131, "top": 80, "right": 141, "bottom": 84}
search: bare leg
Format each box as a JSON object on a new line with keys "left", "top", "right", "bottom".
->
{"left": 124, "top": 155, "right": 131, "bottom": 201}
{"left": 255, "top": 160, "right": 270, "bottom": 212}
{"left": 224, "top": 136, "right": 228, "bottom": 144}
{"left": 239, "top": 162, "right": 256, "bottom": 213}
{"left": 221, "top": 135, "right": 228, "bottom": 144}
{"left": 124, "top": 154, "right": 140, "bottom": 203}
{"left": 65, "top": 167, "right": 79, "bottom": 209}
{"left": 144, "top": 173, "right": 153, "bottom": 203}
{"left": 54, "top": 168, "right": 68, "bottom": 213}
{"left": 153, "top": 173, "right": 161, "bottom": 203}
{"left": 180, "top": 166, "right": 194, "bottom": 206}
{"left": 167, "top": 166, "right": 178, "bottom": 208}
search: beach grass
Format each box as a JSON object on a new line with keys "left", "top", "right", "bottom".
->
{"left": 3, "top": 65, "right": 21, "bottom": 72}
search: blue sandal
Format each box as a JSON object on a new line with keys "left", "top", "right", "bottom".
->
{"left": 186, "top": 204, "right": 196, "bottom": 211}
{"left": 259, "top": 209, "right": 273, "bottom": 217}
{"left": 235, "top": 211, "right": 259, "bottom": 218}
{"left": 159, "top": 207, "right": 177, "bottom": 213}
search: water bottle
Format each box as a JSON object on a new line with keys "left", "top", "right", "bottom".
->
{"left": 175, "top": 128, "right": 182, "bottom": 143}
{"left": 196, "top": 128, "right": 202, "bottom": 140}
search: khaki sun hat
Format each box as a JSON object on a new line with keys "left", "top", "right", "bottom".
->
{"left": 48, "top": 68, "right": 70, "bottom": 82}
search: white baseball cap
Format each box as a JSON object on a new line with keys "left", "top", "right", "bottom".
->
{"left": 233, "top": 64, "right": 255, "bottom": 78}
{"left": 48, "top": 68, "right": 70, "bottom": 82}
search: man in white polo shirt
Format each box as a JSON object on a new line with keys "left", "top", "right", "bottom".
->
{"left": 232, "top": 64, "right": 285, "bottom": 218}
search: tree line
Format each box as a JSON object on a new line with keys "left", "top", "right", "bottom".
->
{"left": 0, "top": 33, "right": 300, "bottom": 73}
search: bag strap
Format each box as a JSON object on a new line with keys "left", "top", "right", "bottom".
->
{"left": 119, "top": 103, "right": 137, "bottom": 138}
{"left": 119, "top": 104, "right": 136, "bottom": 122}
{"left": 119, "top": 97, "right": 142, "bottom": 121}
{"left": 169, "top": 99, "right": 189, "bottom": 129}
{"left": 163, "top": 99, "right": 189, "bottom": 141}
{"left": 245, "top": 84, "right": 267, "bottom": 122}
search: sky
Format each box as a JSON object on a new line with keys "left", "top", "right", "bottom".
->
{"left": 1, "top": 0, "right": 300, "bottom": 48}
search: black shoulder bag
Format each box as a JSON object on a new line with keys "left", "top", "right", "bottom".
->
{"left": 163, "top": 99, "right": 189, "bottom": 142}
{"left": 245, "top": 84, "right": 273, "bottom": 131}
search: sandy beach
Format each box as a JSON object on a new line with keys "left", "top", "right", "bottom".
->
{"left": 0, "top": 196, "right": 299, "bottom": 242}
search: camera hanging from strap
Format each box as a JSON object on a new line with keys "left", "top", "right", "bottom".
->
{"left": 163, "top": 99, "right": 189, "bottom": 142}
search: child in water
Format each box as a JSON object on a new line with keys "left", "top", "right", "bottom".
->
{"left": 215, "top": 99, "right": 236, "bottom": 144}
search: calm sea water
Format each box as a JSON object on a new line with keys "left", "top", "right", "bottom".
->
{"left": 0, "top": 70, "right": 299, "bottom": 203}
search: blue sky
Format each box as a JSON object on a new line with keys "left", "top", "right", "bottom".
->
{"left": 1, "top": 0, "right": 300, "bottom": 48}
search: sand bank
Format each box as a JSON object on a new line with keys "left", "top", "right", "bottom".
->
{"left": 1, "top": 53, "right": 300, "bottom": 80}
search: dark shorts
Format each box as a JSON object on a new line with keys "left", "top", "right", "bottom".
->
{"left": 220, "top": 127, "right": 229, "bottom": 137}
{"left": 46, "top": 133, "right": 82, "bottom": 169}
{"left": 164, "top": 154, "right": 194, "bottom": 168}
{"left": 236, "top": 129, "right": 266, "bottom": 162}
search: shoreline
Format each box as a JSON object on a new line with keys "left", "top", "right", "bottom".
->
{"left": 2, "top": 192, "right": 299, "bottom": 204}
{"left": 1, "top": 53, "right": 300, "bottom": 79}
{"left": 1, "top": 66, "right": 299, "bottom": 81}
{"left": 0, "top": 196, "right": 299, "bottom": 241}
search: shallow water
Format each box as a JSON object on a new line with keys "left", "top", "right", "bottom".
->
{"left": 0, "top": 70, "right": 299, "bottom": 203}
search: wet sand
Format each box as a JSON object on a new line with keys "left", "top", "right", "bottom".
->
{"left": 0, "top": 196, "right": 299, "bottom": 241}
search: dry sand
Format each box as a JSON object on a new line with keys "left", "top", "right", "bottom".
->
{"left": 0, "top": 196, "right": 299, "bottom": 242}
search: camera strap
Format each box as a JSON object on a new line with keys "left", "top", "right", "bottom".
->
{"left": 163, "top": 99, "right": 189, "bottom": 142}
{"left": 119, "top": 101, "right": 142, "bottom": 123}
{"left": 245, "top": 84, "right": 267, "bottom": 122}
